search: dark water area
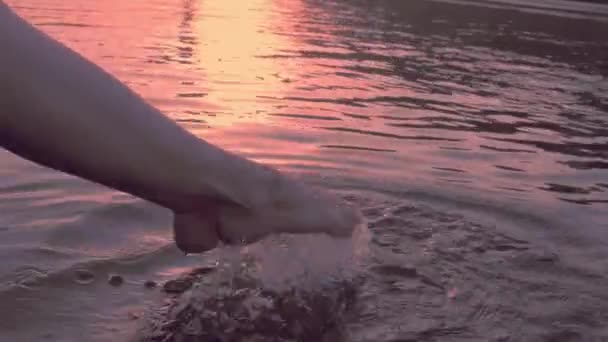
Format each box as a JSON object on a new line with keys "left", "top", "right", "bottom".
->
{"left": 1, "top": 0, "right": 607, "bottom": 341}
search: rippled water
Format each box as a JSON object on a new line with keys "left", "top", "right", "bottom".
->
{"left": 1, "top": 0, "right": 607, "bottom": 340}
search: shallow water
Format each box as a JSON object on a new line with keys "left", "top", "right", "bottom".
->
{"left": 1, "top": 0, "right": 607, "bottom": 340}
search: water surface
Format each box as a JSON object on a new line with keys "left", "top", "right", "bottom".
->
{"left": 1, "top": 0, "right": 607, "bottom": 340}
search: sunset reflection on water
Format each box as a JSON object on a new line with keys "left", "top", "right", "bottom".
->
{"left": 6, "top": 0, "right": 608, "bottom": 212}
{"left": 2, "top": 0, "right": 608, "bottom": 340}
{"left": 189, "top": 0, "right": 293, "bottom": 127}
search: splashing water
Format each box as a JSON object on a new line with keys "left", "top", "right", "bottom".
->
{"left": 134, "top": 221, "right": 370, "bottom": 341}
{"left": 214, "top": 220, "right": 371, "bottom": 292}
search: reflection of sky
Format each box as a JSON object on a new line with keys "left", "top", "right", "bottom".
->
{"left": 2, "top": 1, "right": 608, "bottom": 340}
{"left": 5, "top": 0, "right": 608, "bottom": 218}
{"left": 192, "top": 0, "right": 291, "bottom": 126}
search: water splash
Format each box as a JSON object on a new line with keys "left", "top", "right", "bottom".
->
{"left": 215, "top": 220, "right": 370, "bottom": 292}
